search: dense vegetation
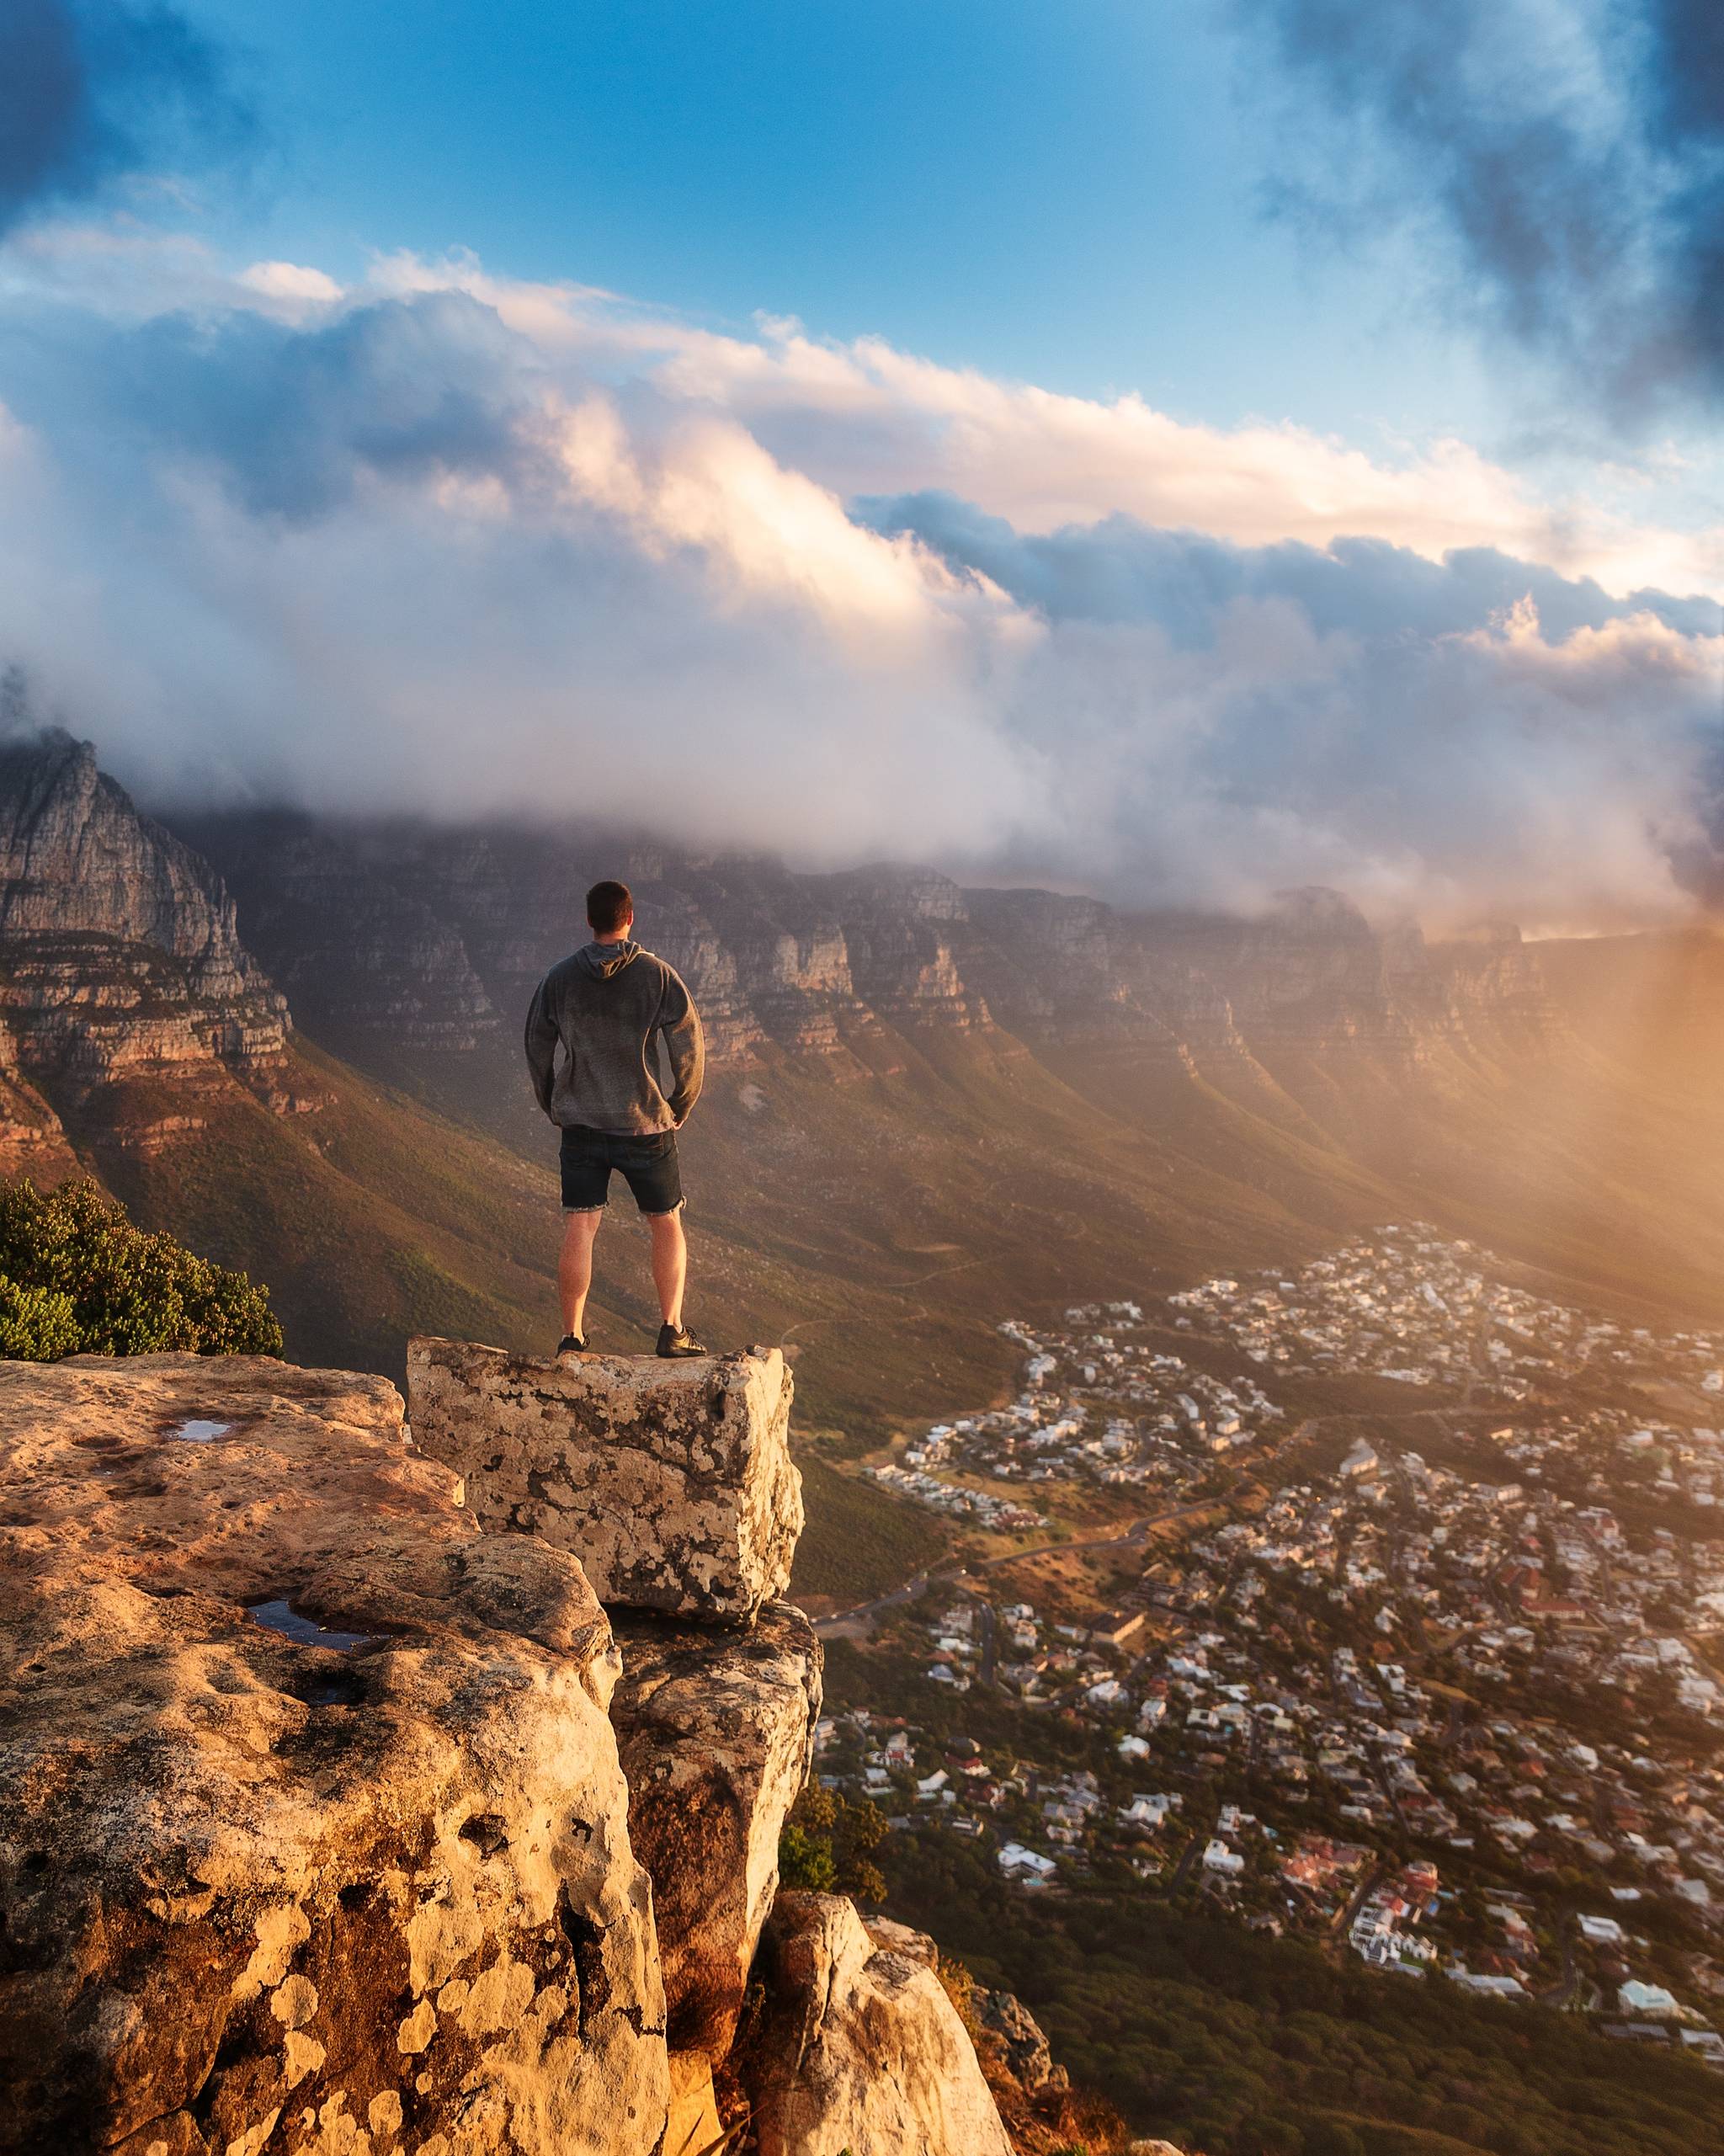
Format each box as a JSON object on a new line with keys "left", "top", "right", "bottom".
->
{"left": 0, "top": 1179, "right": 283, "bottom": 1359}
{"left": 777, "top": 1781, "right": 889, "bottom": 1903}
{"left": 880, "top": 1830, "right": 1724, "bottom": 2156}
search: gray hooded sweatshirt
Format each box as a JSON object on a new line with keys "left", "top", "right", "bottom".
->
{"left": 524, "top": 941, "right": 705, "bottom": 1136}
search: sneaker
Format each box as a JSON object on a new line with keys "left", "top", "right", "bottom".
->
{"left": 657, "top": 1322, "right": 706, "bottom": 1359}
{"left": 556, "top": 1333, "right": 588, "bottom": 1356}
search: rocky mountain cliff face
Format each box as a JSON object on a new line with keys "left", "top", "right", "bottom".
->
{"left": 166, "top": 790, "right": 1724, "bottom": 1369}
{"left": 178, "top": 807, "right": 1553, "bottom": 1072}
{"left": 0, "top": 728, "right": 1562, "bottom": 1171}
{"left": 0, "top": 1343, "right": 1071, "bottom": 2156}
{"left": 0, "top": 734, "right": 295, "bottom": 1173}
{"left": 3, "top": 732, "right": 1718, "bottom": 1400}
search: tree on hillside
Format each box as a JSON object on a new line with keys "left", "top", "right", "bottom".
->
{"left": 779, "top": 1784, "right": 889, "bottom": 1903}
{"left": 0, "top": 1179, "right": 283, "bottom": 1360}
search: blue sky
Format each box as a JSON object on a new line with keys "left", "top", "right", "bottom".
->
{"left": 175, "top": 0, "right": 1491, "bottom": 445}
{"left": 0, "top": 0, "right": 1717, "bottom": 925}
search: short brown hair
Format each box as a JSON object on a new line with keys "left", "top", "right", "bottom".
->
{"left": 587, "top": 879, "right": 633, "bottom": 935}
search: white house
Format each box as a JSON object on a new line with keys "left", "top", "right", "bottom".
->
{"left": 998, "top": 1842, "right": 1057, "bottom": 1882}
{"left": 1619, "top": 1980, "right": 1680, "bottom": 2019}
{"left": 1451, "top": 1971, "right": 1527, "bottom": 2000}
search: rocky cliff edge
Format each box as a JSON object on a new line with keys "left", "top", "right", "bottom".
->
{"left": 0, "top": 1344, "right": 1035, "bottom": 2156}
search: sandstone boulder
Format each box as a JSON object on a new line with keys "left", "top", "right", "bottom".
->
{"left": 664, "top": 2053, "right": 723, "bottom": 2156}
{"left": 0, "top": 1354, "right": 668, "bottom": 2156}
{"left": 738, "top": 1892, "right": 1014, "bottom": 2156}
{"left": 406, "top": 1338, "right": 801, "bottom": 1626}
{"left": 976, "top": 1986, "right": 1064, "bottom": 2095}
{"left": 610, "top": 1601, "right": 821, "bottom": 2063}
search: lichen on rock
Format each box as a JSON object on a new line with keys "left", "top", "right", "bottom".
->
{"left": 976, "top": 1987, "right": 1065, "bottom": 2095}
{"left": 405, "top": 1337, "right": 803, "bottom": 1626}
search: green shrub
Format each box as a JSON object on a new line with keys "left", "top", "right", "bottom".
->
{"left": 1302, "top": 2127, "right": 1366, "bottom": 2156}
{"left": 0, "top": 1179, "right": 283, "bottom": 1360}
{"left": 778, "top": 1822, "right": 839, "bottom": 1893}
{"left": 778, "top": 1785, "right": 888, "bottom": 1904}
{"left": 0, "top": 1277, "right": 79, "bottom": 1359}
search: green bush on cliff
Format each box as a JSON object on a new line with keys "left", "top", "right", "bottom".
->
{"left": 0, "top": 1179, "right": 283, "bottom": 1360}
{"left": 0, "top": 1277, "right": 80, "bottom": 1359}
{"left": 778, "top": 1785, "right": 888, "bottom": 1904}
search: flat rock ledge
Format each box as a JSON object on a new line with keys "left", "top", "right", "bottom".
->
{"left": 0, "top": 1355, "right": 668, "bottom": 2156}
{"left": 406, "top": 1338, "right": 802, "bottom": 1627}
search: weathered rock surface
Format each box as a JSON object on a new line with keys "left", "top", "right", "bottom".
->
{"left": 664, "top": 2053, "right": 723, "bottom": 2156}
{"left": 610, "top": 1601, "right": 821, "bottom": 2062}
{"left": 0, "top": 1354, "right": 668, "bottom": 2156}
{"left": 0, "top": 1344, "right": 1040, "bottom": 2156}
{"left": 406, "top": 1337, "right": 801, "bottom": 1626}
{"left": 976, "top": 1988, "right": 1065, "bottom": 2095}
{"left": 737, "top": 1892, "right": 1014, "bottom": 2156}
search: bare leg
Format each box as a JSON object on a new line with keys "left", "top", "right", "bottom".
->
{"left": 647, "top": 1207, "right": 687, "bottom": 1329}
{"left": 559, "top": 1209, "right": 603, "bottom": 1339}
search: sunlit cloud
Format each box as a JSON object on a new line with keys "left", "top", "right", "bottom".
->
{"left": 11, "top": 226, "right": 1713, "bottom": 597}
{"left": 237, "top": 260, "right": 343, "bottom": 308}
{"left": 369, "top": 250, "right": 1724, "bottom": 599}
{"left": 0, "top": 224, "right": 1716, "bottom": 930}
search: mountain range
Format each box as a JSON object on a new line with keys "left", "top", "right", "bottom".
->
{"left": 3, "top": 726, "right": 1721, "bottom": 1474}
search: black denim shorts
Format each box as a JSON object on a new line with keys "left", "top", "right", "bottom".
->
{"left": 560, "top": 1126, "right": 684, "bottom": 1216}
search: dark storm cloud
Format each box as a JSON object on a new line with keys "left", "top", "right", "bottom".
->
{"left": 0, "top": 0, "right": 251, "bottom": 232}
{"left": 1647, "top": 0, "right": 1724, "bottom": 400}
{"left": 1232, "top": 0, "right": 1724, "bottom": 418}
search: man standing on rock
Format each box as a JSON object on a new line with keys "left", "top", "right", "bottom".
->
{"left": 524, "top": 879, "right": 707, "bottom": 1359}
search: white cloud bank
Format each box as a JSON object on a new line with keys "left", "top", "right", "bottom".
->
{"left": 0, "top": 227, "right": 1717, "bottom": 928}
{"left": 379, "top": 246, "right": 1724, "bottom": 598}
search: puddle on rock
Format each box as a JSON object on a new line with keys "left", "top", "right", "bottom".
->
{"left": 168, "top": 1419, "right": 232, "bottom": 1444}
{"left": 247, "top": 1599, "right": 377, "bottom": 1653}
